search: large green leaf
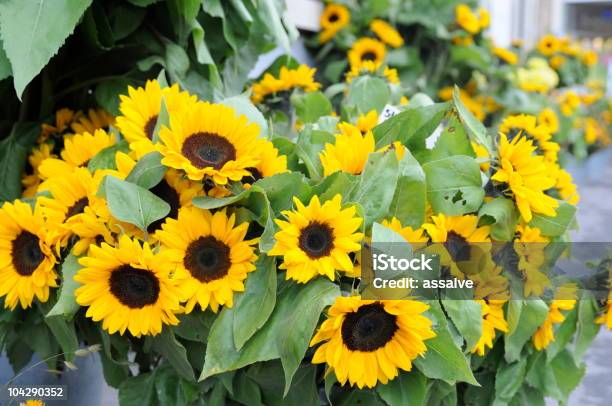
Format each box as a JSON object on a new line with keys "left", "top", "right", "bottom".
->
{"left": 349, "top": 151, "right": 400, "bottom": 227}
{"left": 0, "top": 122, "right": 39, "bottom": 202}
{"left": 151, "top": 329, "right": 195, "bottom": 382}
{"left": 422, "top": 155, "right": 484, "bottom": 216}
{"left": 377, "top": 371, "right": 428, "bottom": 406}
{"left": 414, "top": 301, "right": 478, "bottom": 385}
{"left": 452, "top": 87, "right": 493, "bottom": 154}
{"left": 478, "top": 197, "right": 519, "bottom": 241}
{"left": 442, "top": 299, "right": 483, "bottom": 350}
{"left": 200, "top": 278, "right": 339, "bottom": 395}
{"left": 0, "top": 0, "right": 93, "bottom": 97}
{"left": 232, "top": 256, "right": 277, "bottom": 350}
{"left": 46, "top": 253, "right": 81, "bottom": 319}
{"left": 373, "top": 102, "right": 449, "bottom": 149}
{"left": 346, "top": 75, "right": 390, "bottom": 115}
{"left": 494, "top": 359, "right": 527, "bottom": 404}
{"left": 573, "top": 296, "right": 600, "bottom": 362}
{"left": 125, "top": 151, "right": 166, "bottom": 189}
{"left": 119, "top": 371, "right": 158, "bottom": 406}
{"left": 292, "top": 91, "right": 333, "bottom": 124}
{"left": 387, "top": 149, "right": 427, "bottom": 228}
{"left": 104, "top": 175, "right": 170, "bottom": 232}
{"left": 87, "top": 140, "right": 129, "bottom": 172}
{"left": 0, "top": 40, "right": 11, "bottom": 80}
{"left": 295, "top": 127, "right": 335, "bottom": 181}
{"left": 416, "top": 113, "right": 474, "bottom": 163}
{"left": 221, "top": 95, "right": 269, "bottom": 137}
{"left": 504, "top": 300, "right": 548, "bottom": 363}
{"left": 528, "top": 202, "right": 576, "bottom": 237}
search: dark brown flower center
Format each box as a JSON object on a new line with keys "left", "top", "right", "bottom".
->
{"left": 445, "top": 231, "right": 471, "bottom": 261}
{"left": 341, "top": 302, "right": 398, "bottom": 351}
{"left": 244, "top": 167, "right": 263, "bottom": 183}
{"left": 109, "top": 265, "right": 160, "bottom": 308}
{"left": 299, "top": 222, "right": 334, "bottom": 259}
{"left": 181, "top": 133, "right": 236, "bottom": 170}
{"left": 328, "top": 13, "right": 339, "bottom": 23}
{"left": 144, "top": 115, "right": 159, "bottom": 140}
{"left": 361, "top": 51, "right": 377, "bottom": 61}
{"left": 12, "top": 231, "right": 44, "bottom": 276}
{"left": 147, "top": 179, "right": 180, "bottom": 233}
{"left": 66, "top": 197, "right": 88, "bottom": 219}
{"left": 184, "top": 236, "right": 231, "bottom": 282}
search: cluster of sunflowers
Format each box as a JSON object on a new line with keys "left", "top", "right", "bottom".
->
{"left": 0, "top": 1, "right": 610, "bottom": 405}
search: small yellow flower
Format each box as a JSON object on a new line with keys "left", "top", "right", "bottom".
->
{"left": 370, "top": 19, "right": 404, "bottom": 48}
{"left": 537, "top": 34, "right": 559, "bottom": 56}
{"left": 319, "top": 4, "right": 350, "bottom": 43}
{"left": 455, "top": 4, "right": 480, "bottom": 34}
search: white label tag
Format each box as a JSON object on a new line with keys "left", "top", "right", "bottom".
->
{"left": 378, "top": 104, "right": 401, "bottom": 124}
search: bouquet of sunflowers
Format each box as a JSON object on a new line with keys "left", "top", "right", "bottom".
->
{"left": 1, "top": 1, "right": 611, "bottom": 406}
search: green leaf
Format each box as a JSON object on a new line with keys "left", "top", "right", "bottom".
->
{"left": 0, "top": 122, "right": 39, "bottom": 201}
{"left": 232, "top": 256, "right": 277, "bottom": 350}
{"left": 154, "top": 364, "right": 200, "bottom": 405}
{"left": 258, "top": 0, "right": 291, "bottom": 51}
{"left": 0, "top": 40, "right": 12, "bottom": 80}
{"left": 127, "top": 0, "right": 160, "bottom": 6}
{"left": 442, "top": 299, "right": 483, "bottom": 350}
{"left": 573, "top": 296, "right": 600, "bottom": 362}
{"left": 295, "top": 127, "right": 335, "bottom": 181}
{"left": 192, "top": 185, "right": 257, "bottom": 210}
{"left": 346, "top": 76, "right": 390, "bottom": 114}
{"left": 422, "top": 155, "right": 484, "bottom": 216}
{"left": 46, "top": 253, "right": 81, "bottom": 319}
{"left": 528, "top": 202, "right": 576, "bottom": 237}
{"left": 151, "top": 329, "right": 195, "bottom": 382}
{"left": 373, "top": 102, "right": 449, "bottom": 149}
{"left": 221, "top": 95, "right": 269, "bottom": 137}
{"left": 494, "top": 359, "right": 527, "bottom": 403}
{"left": 349, "top": 151, "right": 400, "bottom": 227}
{"left": 311, "top": 171, "right": 359, "bottom": 204}
{"left": 200, "top": 278, "right": 339, "bottom": 396}
{"left": 478, "top": 197, "right": 519, "bottom": 241}
{"left": 388, "top": 149, "right": 427, "bottom": 228}
{"left": 38, "top": 301, "right": 79, "bottom": 362}
{"left": 248, "top": 362, "right": 320, "bottom": 406}
{"left": 414, "top": 301, "right": 478, "bottom": 385}
{"left": 254, "top": 172, "right": 311, "bottom": 213}
{"left": 87, "top": 140, "right": 129, "bottom": 172}
{"left": 104, "top": 175, "right": 170, "bottom": 232}
{"left": 416, "top": 113, "right": 475, "bottom": 163}
{"left": 0, "top": 0, "right": 93, "bottom": 97}
{"left": 452, "top": 87, "right": 493, "bottom": 154}
{"left": 504, "top": 300, "right": 548, "bottom": 363}
{"left": 549, "top": 349, "right": 585, "bottom": 400}
{"left": 292, "top": 91, "right": 333, "bottom": 124}
{"left": 165, "top": 41, "right": 190, "bottom": 80}
{"left": 125, "top": 151, "right": 167, "bottom": 189}
{"left": 377, "top": 371, "right": 428, "bottom": 406}
{"left": 119, "top": 372, "right": 158, "bottom": 406}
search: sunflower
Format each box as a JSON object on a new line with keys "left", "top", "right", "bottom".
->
{"left": 499, "top": 114, "right": 560, "bottom": 162}
{"left": 471, "top": 299, "right": 508, "bottom": 356}
{"left": 40, "top": 108, "right": 78, "bottom": 142}
{"left": 159, "top": 101, "right": 262, "bottom": 184}
{"left": 310, "top": 297, "right": 435, "bottom": 388}
{"left": 251, "top": 65, "right": 321, "bottom": 104}
{"left": 348, "top": 38, "right": 386, "bottom": 69}
{"left": 269, "top": 194, "right": 363, "bottom": 283}
{"left": 242, "top": 139, "right": 288, "bottom": 184}
{"left": 355, "top": 110, "right": 379, "bottom": 133}
{"left": 157, "top": 207, "right": 257, "bottom": 313}
{"left": 532, "top": 284, "right": 577, "bottom": 350}
{"left": 319, "top": 4, "right": 350, "bottom": 43}
{"left": 493, "top": 47, "right": 518, "bottom": 65}
{"left": 381, "top": 217, "right": 428, "bottom": 250}
{"left": 477, "top": 8, "right": 490, "bottom": 28}
{"left": 554, "top": 166, "right": 580, "bottom": 205}
{"left": 370, "top": 19, "right": 404, "bottom": 48}
{"left": 581, "top": 50, "right": 598, "bottom": 66}
{"left": 0, "top": 200, "right": 57, "bottom": 310}
{"left": 549, "top": 55, "right": 566, "bottom": 70}
{"left": 70, "top": 108, "right": 115, "bottom": 134}
{"left": 596, "top": 300, "right": 612, "bottom": 329}
{"left": 20, "top": 401, "right": 45, "bottom": 406}
{"left": 320, "top": 123, "right": 375, "bottom": 176}
{"left": 538, "top": 108, "right": 559, "bottom": 133}
{"left": 37, "top": 167, "right": 106, "bottom": 247}
{"left": 22, "top": 143, "right": 56, "bottom": 198}
{"left": 491, "top": 133, "right": 559, "bottom": 222}
{"left": 113, "top": 151, "right": 204, "bottom": 233}
{"left": 455, "top": 4, "right": 480, "bottom": 34}
{"left": 38, "top": 129, "right": 116, "bottom": 180}
{"left": 75, "top": 235, "right": 183, "bottom": 336}
{"left": 514, "top": 224, "right": 550, "bottom": 297}
{"left": 559, "top": 90, "right": 581, "bottom": 116}
{"left": 345, "top": 60, "right": 399, "bottom": 84}
{"left": 423, "top": 213, "right": 491, "bottom": 244}
{"left": 116, "top": 80, "right": 197, "bottom": 157}
{"left": 537, "top": 34, "right": 559, "bottom": 56}
{"left": 470, "top": 265, "right": 510, "bottom": 301}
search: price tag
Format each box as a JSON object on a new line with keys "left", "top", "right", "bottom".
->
{"left": 378, "top": 104, "right": 401, "bottom": 124}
